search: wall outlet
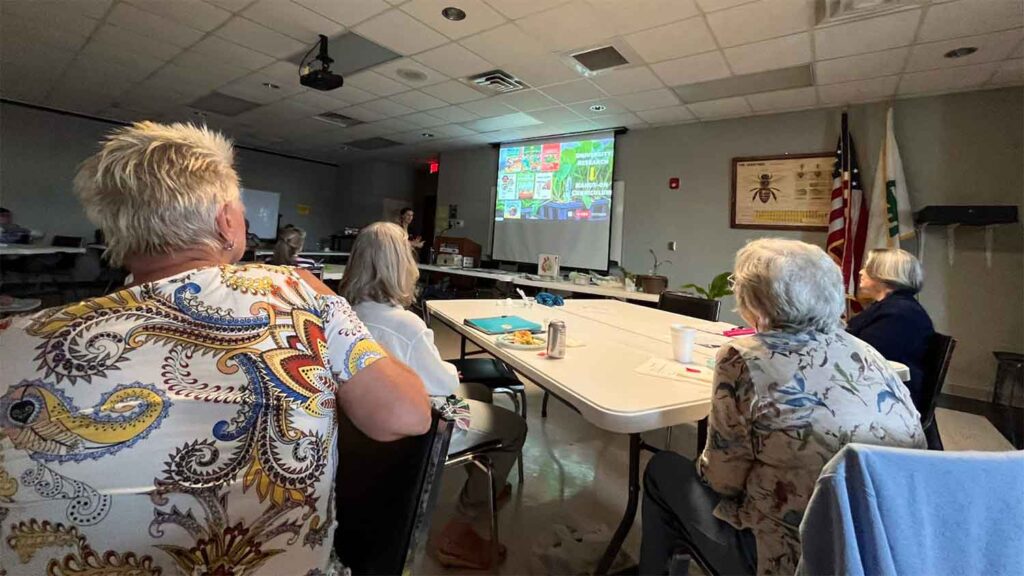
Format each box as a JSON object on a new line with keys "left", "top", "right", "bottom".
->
{"left": 450, "top": 219, "right": 465, "bottom": 229}
{"left": 668, "top": 241, "right": 677, "bottom": 251}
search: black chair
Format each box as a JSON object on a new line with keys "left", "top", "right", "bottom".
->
{"left": 334, "top": 409, "right": 453, "bottom": 575}
{"left": 657, "top": 291, "right": 722, "bottom": 321}
{"left": 444, "top": 438, "right": 506, "bottom": 569}
{"left": 919, "top": 332, "right": 957, "bottom": 450}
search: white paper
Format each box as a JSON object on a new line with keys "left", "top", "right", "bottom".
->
{"left": 634, "top": 357, "right": 712, "bottom": 385}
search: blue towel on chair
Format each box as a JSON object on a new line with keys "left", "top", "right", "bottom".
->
{"left": 798, "top": 443, "right": 1024, "bottom": 576}
{"left": 535, "top": 292, "right": 564, "bottom": 306}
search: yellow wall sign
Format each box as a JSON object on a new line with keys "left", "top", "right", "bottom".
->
{"left": 296, "top": 204, "right": 311, "bottom": 215}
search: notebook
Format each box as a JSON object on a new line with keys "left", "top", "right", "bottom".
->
{"left": 464, "top": 315, "right": 544, "bottom": 335}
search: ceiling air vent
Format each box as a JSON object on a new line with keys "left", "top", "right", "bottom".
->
{"left": 466, "top": 70, "right": 529, "bottom": 95}
{"left": 571, "top": 45, "right": 629, "bottom": 72}
{"left": 313, "top": 112, "right": 364, "bottom": 128}
{"left": 821, "top": 0, "right": 921, "bottom": 24}
{"left": 347, "top": 137, "right": 402, "bottom": 150}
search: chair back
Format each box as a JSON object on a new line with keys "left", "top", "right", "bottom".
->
{"left": 334, "top": 409, "right": 452, "bottom": 575}
{"left": 658, "top": 290, "right": 721, "bottom": 322}
{"left": 51, "top": 235, "right": 83, "bottom": 247}
{"left": 919, "top": 332, "right": 956, "bottom": 430}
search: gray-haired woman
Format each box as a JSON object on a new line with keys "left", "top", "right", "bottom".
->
{"left": 640, "top": 238, "right": 925, "bottom": 576}
{"left": 0, "top": 122, "right": 430, "bottom": 576}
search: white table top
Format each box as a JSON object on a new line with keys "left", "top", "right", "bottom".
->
{"left": 322, "top": 264, "right": 346, "bottom": 280}
{"left": 514, "top": 277, "right": 661, "bottom": 303}
{"left": 419, "top": 264, "right": 519, "bottom": 282}
{"left": 253, "top": 250, "right": 349, "bottom": 258}
{"left": 428, "top": 299, "right": 718, "bottom": 434}
{"left": 0, "top": 245, "right": 86, "bottom": 255}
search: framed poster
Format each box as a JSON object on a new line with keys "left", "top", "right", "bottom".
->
{"left": 731, "top": 153, "right": 834, "bottom": 231}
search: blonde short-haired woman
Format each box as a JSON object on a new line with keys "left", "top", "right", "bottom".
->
{"left": 848, "top": 248, "right": 935, "bottom": 411}
{"left": 640, "top": 238, "right": 925, "bottom": 576}
{"left": 0, "top": 122, "right": 430, "bottom": 576}
{"left": 340, "top": 222, "right": 527, "bottom": 571}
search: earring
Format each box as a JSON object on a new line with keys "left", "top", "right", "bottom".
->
{"left": 223, "top": 240, "right": 235, "bottom": 251}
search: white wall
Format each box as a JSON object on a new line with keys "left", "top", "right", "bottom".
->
{"left": 437, "top": 87, "right": 1024, "bottom": 400}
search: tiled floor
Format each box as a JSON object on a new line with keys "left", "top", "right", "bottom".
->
{"left": 413, "top": 320, "right": 1014, "bottom": 575}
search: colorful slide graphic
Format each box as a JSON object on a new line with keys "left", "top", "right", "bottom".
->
{"left": 495, "top": 137, "right": 614, "bottom": 222}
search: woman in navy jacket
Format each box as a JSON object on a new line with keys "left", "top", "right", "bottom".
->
{"left": 848, "top": 248, "right": 935, "bottom": 412}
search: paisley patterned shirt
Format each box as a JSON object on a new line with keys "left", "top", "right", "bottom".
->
{"left": 0, "top": 264, "right": 386, "bottom": 576}
{"left": 698, "top": 330, "right": 926, "bottom": 575}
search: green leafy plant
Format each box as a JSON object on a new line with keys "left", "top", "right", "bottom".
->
{"left": 680, "top": 272, "right": 733, "bottom": 300}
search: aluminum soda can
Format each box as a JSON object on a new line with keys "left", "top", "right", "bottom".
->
{"left": 546, "top": 320, "right": 566, "bottom": 359}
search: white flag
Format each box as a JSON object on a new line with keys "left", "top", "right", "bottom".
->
{"left": 867, "top": 107, "right": 915, "bottom": 250}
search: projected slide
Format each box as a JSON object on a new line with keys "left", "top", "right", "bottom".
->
{"left": 494, "top": 137, "right": 614, "bottom": 222}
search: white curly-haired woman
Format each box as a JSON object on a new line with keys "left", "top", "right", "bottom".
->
{"left": 0, "top": 122, "right": 430, "bottom": 576}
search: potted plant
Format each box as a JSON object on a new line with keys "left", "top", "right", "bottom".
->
{"left": 636, "top": 249, "right": 671, "bottom": 294}
{"left": 680, "top": 272, "right": 734, "bottom": 300}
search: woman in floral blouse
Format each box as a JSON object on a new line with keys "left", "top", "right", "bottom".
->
{"left": 640, "top": 238, "right": 926, "bottom": 576}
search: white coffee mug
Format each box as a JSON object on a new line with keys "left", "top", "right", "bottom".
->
{"left": 670, "top": 324, "right": 696, "bottom": 364}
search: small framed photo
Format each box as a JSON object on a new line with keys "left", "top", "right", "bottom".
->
{"left": 538, "top": 254, "right": 560, "bottom": 279}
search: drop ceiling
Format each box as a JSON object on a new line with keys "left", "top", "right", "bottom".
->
{"left": 0, "top": 0, "right": 1021, "bottom": 165}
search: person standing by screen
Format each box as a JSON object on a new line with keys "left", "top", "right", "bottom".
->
{"left": 398, "top": 207, "right": 425, "bottom": 249}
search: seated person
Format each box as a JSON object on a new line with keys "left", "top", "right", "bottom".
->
{"left": 0, "top": 207, "right": 32, "bottom": 243}
{"left": 339, "top": 221, "right": 527, "bottom": 571}
{"left": 0, "top": 121, "right": 431, "bottom": 576}
{"left": 267, "top": 225, "right": 320, "bottom": 270}
{"left": 640, "top": 238, "right": 926, "bottom": 576}
{"left": 848, "top": 248, "right": 935, "bottom": 411}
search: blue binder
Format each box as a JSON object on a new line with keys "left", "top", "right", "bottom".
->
{"left": 464, "top": 315, "right": 544, "bottom": 335}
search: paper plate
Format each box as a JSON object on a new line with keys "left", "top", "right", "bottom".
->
{"left": 496, "top": 334, "right": 547, "bottom": 350}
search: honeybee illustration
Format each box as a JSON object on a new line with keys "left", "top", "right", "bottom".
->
{"left": 751, "top": 173, "right": 780, "bottom": 203}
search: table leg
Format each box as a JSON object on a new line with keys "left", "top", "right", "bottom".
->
{"left": 697, "top": 417, "right": 708, "bottom": 452}
{"left": 596, "top": 433, "right": 641, "bottom": 576}
{"left": 460, "top": 335, "right": 467, "bottom": 360}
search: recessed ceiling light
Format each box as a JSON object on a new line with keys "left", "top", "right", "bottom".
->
{"left": 442, "top": 6, "right": 466, "bottom": 21}
{"left": 262, "top": 82, "right": 280, "bottom": 89}
{"left": 944, "top": 46, "right": 978, "bottom": 59}
{"left": 589, "top": 104, "right": 607, "bottom": 112}
{"left": 421, "top": 132, "right": 435, "bottom": 138}
{"left": 397, "top": 68, "right": 428, "bottom": 82}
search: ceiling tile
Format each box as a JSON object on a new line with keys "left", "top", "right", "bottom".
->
{"left": 695, "top": 0, "right": 756, "bottom": 12}
{"left": 482, "top": 0, "right": 572, "bottom": 20}
{"left": 414, "top": 43, "right": 496, "bottom": 78}
{"left": 1013, "top": 40, "right": 1024, "bottom": 59}
{"left": 373, "top": 58, "right": 448, "bottom": 87}
{"left": 588, "top": 0, "right": 700, "bottom": 36}
{"left": 242, "top": 0, "right": 345, "bottom": 42}
{"left": 539, "top": 79, "right": 606, "bottom": 104}
{"left": 47, "top": 86, "right": 121, "bottom": 114}
{"left": 150, "top": 62, "right": 241, "bottom": 92}
{"left": 526, "top": 106, "right": 584, "bottom": 123}
{"left": 253, "top": 60, "right": 307, "bottom": 86}
{"left": 817, "top": 75, "right": 899, "bottom": 105}
{"left": 430, "top": 105, "right": 481, "bottom": 122}
{"left": 918, "top": 0, "right": 1023, "bottom": 42}
{"left": 127, "top": 0, "right": 232, "bottom": 32}
{"left": 172, "top": 50, "right": 255, "bottom": 81}
{"left": 107, "top": 2, "right": 205, "bottom": 47}
{"left": 906, "top": 29, "right": 1024, "bottom": 72}
{"left": 339, "top": 104, "right": 389, "bottom": 122}
{"left": 566, "top": 98, "right": 627, "bottom": 116}
{"left": 814, "top": 9, "right": 921, "bottom": 60}
{"left": 401, "top": 0, "right": 507, "bottom": 40}
{"left": 615, "top": 88, "right": 680, "bottom": 111}
{"left": 345, "top": 70, "right": 410, "bottom": 95}
{"left": 0, "top": 15, "right": 93, "bottom": 53}
{"left": 461, "top": 112, "right": 541, "bottom": 132}
{"left": 1, "top": 3, "right": 103, "bottom": 39}
{"left": 460, "top": 23, "right": 549, "bottom": 65}
{"left": 60, "top": 59, "right": 141, "bottom": 92}
{"left": 361, "top": 98, "right": 418, "bottom": 116}
{"left": 354, "top": 8, "right": 449, "bottom": 55}
{"left": 706, "top": 0, "right": 816, "bottom": 48}
{"left": 1, "top": 37, "right": 76, "bottom": 70}
{"left": 392, "top": 129, "right": 440, "bottom": 144}
{"left": 186, "top": 36, "right": 277, "bottom": 70}
{"left": 294, "top": 0, "right": 388, "bottom": 26}
{"left": 400, "top": 111, "right": 449, "bottom": 127}
{"left": 517, "top": 1, "right": 616, "bottom": 51}
{"left": 458, "top": 97, "right": 519, "bottom": 117}
{"left": 687, "top": 96, "right": 751, "bottom": 119}
{"left": 898, "top": 62, "right": 1000, "bottom": 95}
{"left": 745, "top": 86, "right": 817, "bottom": 112}
{"left": 814, "top": 48, "right": 909, "bottom": 85}
{"left": 495, "top": 89, "right": 560, "bottom": 111}
{"left": 724, "top": 32, "right": 811, "bottom": 75}
{"left": 290, "top": 90, "right": 350, "bottom": 111}
{"left": 389, "top": 90, "right": 449, "bottom": 110}
{"left": 332, "top": 84, "right": 378, "bottom": 103}
{"left": 3, "top": 0, "right": 112, "bottom": 19}
{"left": 432, "top": 123, "right": 479, "bottom": 137}
{"left": 624, "top": 16, "right": 717, "bottom": 64}
{"left": 591, "top": 65, "right": 664, "bottom": 95}
{"left": 218, "top": 72, "right": 303, "bottom": 104}
{"left": 990, "top": 58, "right": 1024, "bottom": 84}
{"left": 636, "top": 105, "right": 695, "bottom": 124}
{"left": 590, "top": 111, "right": 645, "bottom": 129}
{"left": 217, "top": 16, "right": 308, "bottom": 58}
{"left": 421, "top": 80, "right": 487, "bottom": 103}
{"left": 651, "top": 51, "right": 732, "bottom": 86}
{"left": 88, "top": 24, "right": 184, "bottom": 61}
{"left": 503, "top": 56, "right": 581, "bottom": 87}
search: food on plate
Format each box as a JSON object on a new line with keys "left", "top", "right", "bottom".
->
{"left": 511, "top": 330, "right": 540, "bottom": 345}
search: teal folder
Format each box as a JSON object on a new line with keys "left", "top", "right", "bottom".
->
{"left": 464, "top": 315, "right": 544, "bottom": 335}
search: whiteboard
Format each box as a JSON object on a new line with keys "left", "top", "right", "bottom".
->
{"left": 241, "top": 188, "right": 280, "bottom": 239}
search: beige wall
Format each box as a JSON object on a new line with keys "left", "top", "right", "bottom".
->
{"left": 438, "top": 87, "right": 1024, "bottom": 399}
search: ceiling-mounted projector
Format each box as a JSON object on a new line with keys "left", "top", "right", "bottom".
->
{"left": 300, "top": 34, "right": 343, "bottom": 91}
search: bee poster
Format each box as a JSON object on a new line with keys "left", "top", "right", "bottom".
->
{"left": 731, "top": 152, "right": 834, "bottom": 231}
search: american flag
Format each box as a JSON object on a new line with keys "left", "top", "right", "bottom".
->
{"left": 826, "top": 112, "right": 867, "bottom": 314}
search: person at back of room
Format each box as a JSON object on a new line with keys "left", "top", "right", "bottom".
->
{"left": 640, "top": 238, "right": 926, "bottom": 576}
{"left": 0, "top": 121, "right": 431, "bottom": 576}
{"left": 0, "top": 206, "right": 35, "bottom": 244}
{"left": 847, "top": 248, "right": 935, "bottom": 413}
{"left": 339, "top": 221, "right": 527, "bottom": 571}
{"left": 397, "top": 207, "right": 425, "bottom": 250}
{"left": 268, "top": 225, "right": 320, "bottom": 271}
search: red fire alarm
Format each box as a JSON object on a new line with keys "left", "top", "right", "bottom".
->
{"left": 669, "top": 177, "right": 680, "bottom": 189}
